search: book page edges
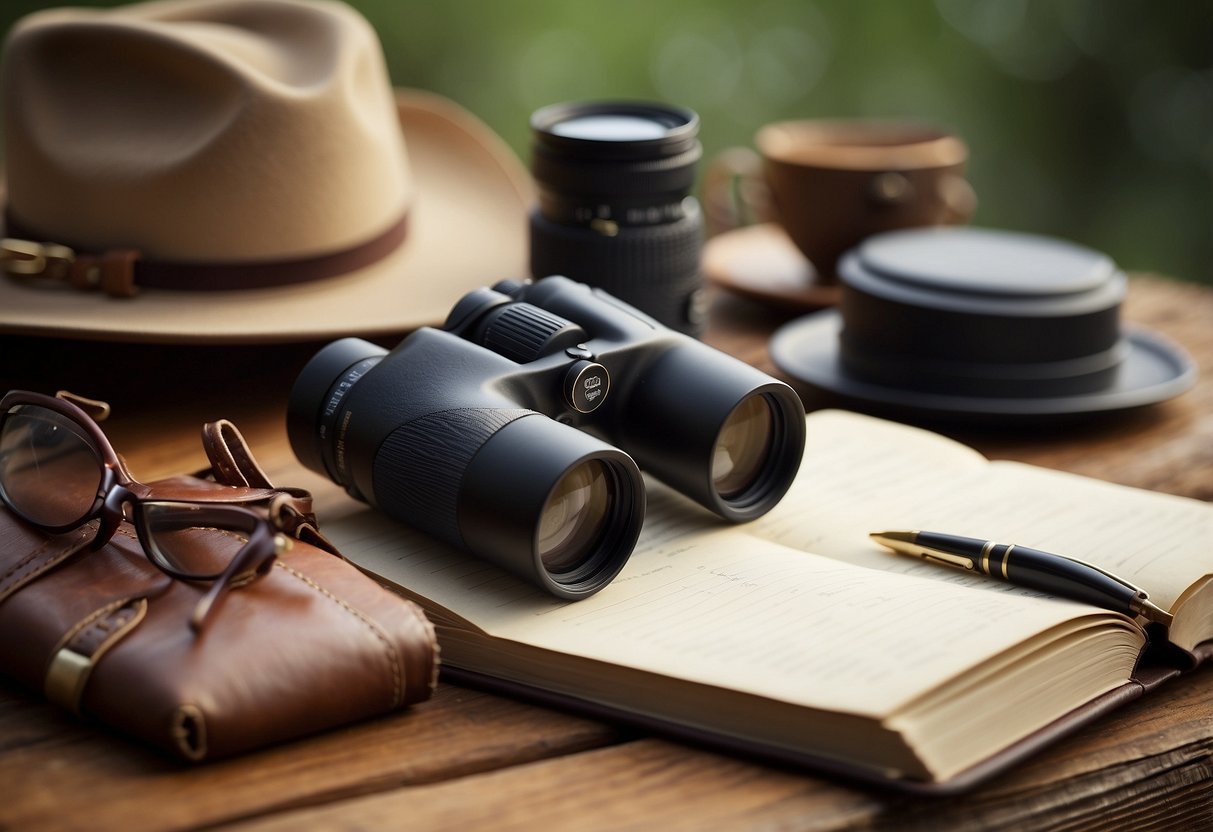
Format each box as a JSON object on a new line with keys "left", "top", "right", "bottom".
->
{"left": 1169, "top": 575, "right": 1213, "bottom": 654}
{"left": 436, "top": 623, "right": 1154, "bottom": 791}
{"left": 891, "top": 616, "right": 1144, "bottom": 780}
{"left": 433, "top": 612, "right": 1145, "bottom": 785}
{"left": 436, "top": 625, "right": 930, "bottom": 781}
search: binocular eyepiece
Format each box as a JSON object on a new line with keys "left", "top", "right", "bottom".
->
{"left": 288, "top": 277, "right": 806, "bottom": 599}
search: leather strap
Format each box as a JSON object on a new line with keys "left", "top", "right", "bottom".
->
{"left": 3, "top": 211, "right": 409, "bottom": 298}
{"left": 201, "top": 420, "right": 275, "bottom": 490}
{"left": 0, "top": 523, "right": 94, "bottom": 605}
{"left": 198, "top": 420, "right": 342, "bottom": 557}
{"left": 44, "top": 596, "right": 148, "bottom": 714}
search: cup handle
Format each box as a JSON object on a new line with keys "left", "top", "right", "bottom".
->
{"left": 703, "top": 147, "right": 773, "bottom": 235}
{"left": 939, "top": 173, "right": 977, "bottom": 223}
{"left": 866, "top": 172, "right": 916, "bottom": 209}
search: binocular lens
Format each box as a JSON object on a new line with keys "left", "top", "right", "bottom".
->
{"left": 712, "top": 395, "right": 775, "bottom": 499}
{"left": 457, "top": 414, "right": 644, "bottom": 598}
{"left": 538, "top": 459, "right": 612, "bottom": 575}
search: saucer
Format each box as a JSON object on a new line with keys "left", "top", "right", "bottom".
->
{"left": 771, "top": 309, "right": 1196, "bottom": 423}
{"left": 769, "top": 226, "right": 1197, "bottom": 424}
{"left": 703, "top": 223, "right": 841, "bottom": 311}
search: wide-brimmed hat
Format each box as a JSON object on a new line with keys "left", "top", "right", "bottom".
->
{"left": 0, "top": 0, "right": 532, "bottom": 344}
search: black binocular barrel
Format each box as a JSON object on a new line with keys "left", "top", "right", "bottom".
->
{"left": 287, "top": 337, "right": 644, "bottom": 598}
{"left": 617, "top": 337, "right": 806, "bottom": 521}
{"left": 457, "top": 413, "right": 643, "bottom": 597}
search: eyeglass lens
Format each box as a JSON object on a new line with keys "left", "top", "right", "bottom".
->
{"left": 0, "top": 404, "right": 104, "bottom": 528}
{"left": 140, "top": 502, "right": 258, "bottom": 580}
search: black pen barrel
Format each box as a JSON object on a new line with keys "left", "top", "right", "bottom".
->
{"left": 915, "top": 531, "right": 985, "bottom": 555}
{"left": 1002, "top": 545, "right": 1139, "bottom": 615}
{"left": 915, "top": 531, "right": 1140, "bottom": 614}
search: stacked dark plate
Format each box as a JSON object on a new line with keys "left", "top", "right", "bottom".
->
{"left": 770, "top": 227, "right": 1195, "bottom": 423}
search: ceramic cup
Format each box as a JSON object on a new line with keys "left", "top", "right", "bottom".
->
{"left": 706, "top": 120, "right": 976, "bottom": 283}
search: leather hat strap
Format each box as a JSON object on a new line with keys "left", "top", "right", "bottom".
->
{"left": 2, "top": 211, "right": 409, "bottom": 298}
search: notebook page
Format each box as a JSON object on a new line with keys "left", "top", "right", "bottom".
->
{"left": 490, "top": 531, "right": 1108, "bottom": 717}
{"left": 745, "top": 411, "right": 1213, "bottom": 610}
{"left": 324, "top": 493, "right": 1111, "bottom": 718}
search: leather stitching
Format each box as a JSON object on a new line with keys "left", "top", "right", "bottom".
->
{"left": 0, "top": 536, "right": 56, "bottom": 583}
{"left": 68, "top": 598, "right": 144, "bottom": 655}
{"left": 202, "top": 420, "right": 273, "bottom": 489}
{"left": 273, "top": 561, "right": 403, "bottom": 708}
{"left": 51, "top": 596, "right": 134, "bottom": 658}
{"left": 0, "top": 525, "right": 92, "bottom": 603}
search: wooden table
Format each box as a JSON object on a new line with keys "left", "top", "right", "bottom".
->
{"left": 1, "top": 275, "right": 1211, "bottom": 830}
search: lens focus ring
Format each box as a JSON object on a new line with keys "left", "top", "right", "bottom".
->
{"left": 530, "top": 201, "right": 704, "bottom": 332}
{"left": 532, "top": 144, "right": 702, "bottom": 201}
{"left": 373, "top": 407, "right": 533, "bottom": 548}
{"left": 480, "top": 303, "right": 586, "bottom": 364}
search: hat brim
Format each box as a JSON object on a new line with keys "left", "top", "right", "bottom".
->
{"left": 770, "top": 309, "right": 1197, "bottom": 424}
{"left": 0, "top": 89, "right": 534, "bottom": 344}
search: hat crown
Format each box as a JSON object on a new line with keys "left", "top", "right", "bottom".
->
{"left": 2, "top": 0, "right": 411, "bottom": 261}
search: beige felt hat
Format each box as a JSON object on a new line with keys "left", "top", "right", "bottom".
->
{"left": 0, "top": 0, "right": 533, "bottom": 344}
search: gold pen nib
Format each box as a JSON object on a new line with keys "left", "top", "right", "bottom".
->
{"left": 869, "top": 530, "right": 976, "bottom": 570}
{"left": 1130, "top": 595, "right": 1175, "bottom": 627}
{"left": 869, "top": 530, "right": 920, "bottom": 557}
{"left": 870, "top": 530, "right": 917, "bottom": 543}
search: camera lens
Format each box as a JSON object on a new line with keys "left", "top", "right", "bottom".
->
{"left": 712, "top": 395, "right": 775, "bottom": 499}
{"left": 537, "top": 459, "right": 612, "bottom": 575}
{"left": 548, "top": 113, "right": 676, "bottom": 142}
{"left": 530, "top": 101, "right": 700, "bottom": 200}
{"left": 529, "top": 100, "right": 706, "bottom": 335}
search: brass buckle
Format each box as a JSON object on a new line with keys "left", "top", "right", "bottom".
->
{"left": 2, "top": 237, "right": 75, "bottom": 277}
{"left": 2, "top": 237, "right": 140, "bottom": 297}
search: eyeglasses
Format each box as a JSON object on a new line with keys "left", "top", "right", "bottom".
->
{"left": 0, "top": 389, "right": 291, "bottom": 631}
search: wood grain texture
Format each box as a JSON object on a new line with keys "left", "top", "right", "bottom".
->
{"left": 0, "top": 680, "right": 621, "bottom": 831}
{"left": 0, "top": 274, "right": 1209, "bottom": 830}
{"left": 231, "top": 669, "right": 1213, "bottom": 832}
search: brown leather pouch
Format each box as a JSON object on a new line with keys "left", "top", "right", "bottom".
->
{"left": 0, "top": 420, "right": 437, "bottom": 761}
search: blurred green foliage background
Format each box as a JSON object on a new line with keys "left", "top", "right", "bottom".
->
{"left": 3, "top": 0, "right": 1210, "bottom": 284}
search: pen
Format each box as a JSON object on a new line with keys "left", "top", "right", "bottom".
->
{"left": 869, "top": 530, "right": 1174, "bottom": 626}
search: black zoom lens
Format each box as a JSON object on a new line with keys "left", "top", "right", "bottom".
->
{"left": 529, "top": 100, "right": 706, "bottom": 335}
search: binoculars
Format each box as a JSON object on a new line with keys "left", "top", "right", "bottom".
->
{"left": 288, "top": 277, "right": 805, "bottom": 598}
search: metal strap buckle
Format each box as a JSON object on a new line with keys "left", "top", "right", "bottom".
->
{"left": 1, "top": 237, "right": 140, "bottom": 297}
{"left": 1, "top": 237, "right": 75, "bottom": 277}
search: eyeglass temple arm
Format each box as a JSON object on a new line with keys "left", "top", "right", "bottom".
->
{"left": 189, "top": 522, "right": 287, "bottom": 633}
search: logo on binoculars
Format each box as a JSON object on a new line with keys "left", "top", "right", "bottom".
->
{"left": 584, "top": 374, "right": 603, "bottom": 403}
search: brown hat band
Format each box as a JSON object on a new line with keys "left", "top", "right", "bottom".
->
{"left": 1, "top": 212, "right": 409, "bottom": 298}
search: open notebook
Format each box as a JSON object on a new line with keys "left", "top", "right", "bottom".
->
{"left": 314, "top": 410, "right": 1213, "bottom": 791}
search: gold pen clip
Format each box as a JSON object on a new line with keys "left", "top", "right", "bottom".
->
{"left": 919, "top": 550, "right": 976, "bottom": 570}
{"left": 871, "top": 533, "right": 974, "bottom": 570}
